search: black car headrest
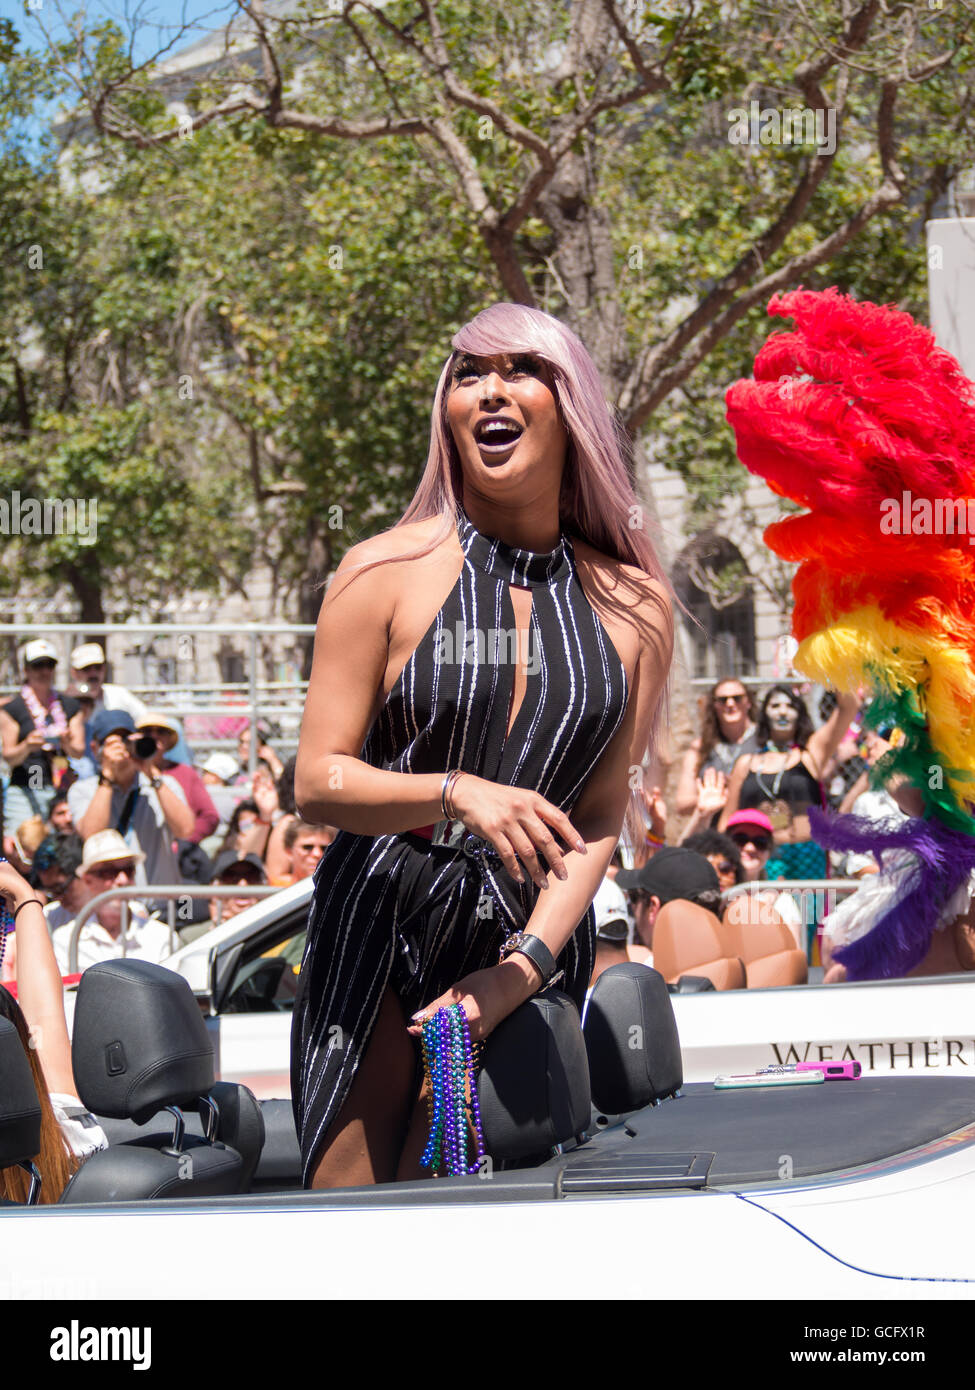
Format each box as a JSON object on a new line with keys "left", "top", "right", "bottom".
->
{"left": 0, "top": 1017, "right": 42, "bottom": 1168}
{"left": 477, "top": 990, "right": 590, "bottom": 1162}
{"left": 72, "top": 959, "right": 215, "bottom": 1124}
{"left": 207, "top": 1082, "right": 266, "bottom": 1192}
{"left": 583, "top": 963, "right": 683, "bottom": 1114}
{"left": 673, "top": 975, "right": 716, "bottom": 993}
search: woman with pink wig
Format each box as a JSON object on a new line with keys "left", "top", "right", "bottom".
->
{"left": 292, "top": 302, "right": 673, "bottom": 1188}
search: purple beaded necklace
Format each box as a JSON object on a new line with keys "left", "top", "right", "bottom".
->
{"left": 419, "top": 1003, "right": 486, "bottom": 1177}
{"left": 0, "top": 855, "right": 15, "bottom": 971}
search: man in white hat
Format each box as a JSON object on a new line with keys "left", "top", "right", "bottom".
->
{"left": 70, "top": 642, "right": 147, "bottom": 724}
{"left": 51, "top": 830, "right": 174, "bottom": 974}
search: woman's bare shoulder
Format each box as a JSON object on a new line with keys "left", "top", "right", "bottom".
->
{"left": 329, "top": 515, "right": 454, "bottom": 585}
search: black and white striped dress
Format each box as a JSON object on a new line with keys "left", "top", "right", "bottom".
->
{"left": 290, "top": 507, "right": 630, "bottom": 1184}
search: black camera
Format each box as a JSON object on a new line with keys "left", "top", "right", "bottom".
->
{"left": 132, "top": 734, "right": 158, "bottom": 760}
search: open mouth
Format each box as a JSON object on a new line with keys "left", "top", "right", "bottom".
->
{"left": 474, "top": 417, "right": 524, "bottom": 456}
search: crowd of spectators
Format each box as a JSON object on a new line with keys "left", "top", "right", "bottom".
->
{"left": 3, "top": 643, "right": 965, "bottom": 995}
{"left": 2, "top": 644, "right": 973, "bottom": 1204}
{"left": 0, "top": 641, "right": 335, "bottom": 990}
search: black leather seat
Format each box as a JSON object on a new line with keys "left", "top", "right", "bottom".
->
{"left": 0, "top": 1017, "right": 43, "bottom": 1205}
{"left": 94, "top": 1081, "right": 266, "bottom": 1193}
{"left": 60, "top": 960, "right": 245, "bottom": 1203}
{"left": 477, "top": 989, "right": 591, "bottom": 1164}
{"left": 582, "top": 963, "right": 683, "bottom": 1115}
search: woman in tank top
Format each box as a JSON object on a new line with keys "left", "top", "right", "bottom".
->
{"left": 719, "top": 684, "right": 859, "bottom": 881}
{"left": 291, "top": 303, "right": 673, "bottom": 1189}
{"left": 674, "top": 678, "right": 759, "bottom": 817}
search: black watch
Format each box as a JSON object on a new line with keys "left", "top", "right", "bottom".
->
{"left": 500, "top": 932, "right": 562, "bottom": 987}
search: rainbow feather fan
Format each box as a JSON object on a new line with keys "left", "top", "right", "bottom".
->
{"left": 725, "top": 287, "right": 975, "bottom": 979}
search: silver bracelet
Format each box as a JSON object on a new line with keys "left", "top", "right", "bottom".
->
{"left": 440, "top": 770, "right": 458, "bottom": 820}
{"left": 441, "top": 768, "right": 464, "bottom": 820}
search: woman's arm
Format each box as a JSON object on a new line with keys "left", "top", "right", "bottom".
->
{"left": 294, "top": 537, "right": 452, "bottom": 833}
{"left": 517, "top": 579, "right": 673, "bottom": 959}
{"left": 0, "top": 863, "right": 76, "bottom": 1096}
{"left": 805, "top": 690, "right": 860, "bottom": 776}
{"left": 674, "top": 740, "right": 703, "bottom": 816}
{"left": 62, "top": 709, "right": 86, "bottom": 760}
{"left": 0, "top": 706, "right": 45, "bottom": 770}
{"left": 717, "top": 754, "right": 751, "bottom": 832}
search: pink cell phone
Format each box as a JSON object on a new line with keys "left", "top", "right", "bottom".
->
{"left": 796, "top": 1060, "right": 861, "bottom": 1080}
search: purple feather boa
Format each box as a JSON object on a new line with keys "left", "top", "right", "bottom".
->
{"left": 809, "top": 807, "right": 975, "bottom": 980}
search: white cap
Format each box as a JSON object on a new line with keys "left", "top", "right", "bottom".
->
{"left": 77, "top": 829, "right": 145, "bottom": 876}
{"left": 71, "top": 642, "right": 105, "bottom": 668}
{"left": 592, "top": 877, "right": 634, "bottom": 941}
{"left": 201, "top": 752, "right": 240, "bottom": 784}
{"left": 22, "top": 639, "right": 58, "bottom": 666}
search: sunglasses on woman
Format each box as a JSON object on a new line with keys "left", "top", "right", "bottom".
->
{"left": 714, "top": 694, "right": 746, "bottom": 706}
{"left": 730, "top": 832, "right": 771, "bottom": 852}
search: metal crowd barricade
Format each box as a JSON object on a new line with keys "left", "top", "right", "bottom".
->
{"left": 63, "top": 883, "right": 286, "bottom": 974}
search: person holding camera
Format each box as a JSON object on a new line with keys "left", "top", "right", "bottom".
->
{"left": 67, "top": 710, "right": 194, "bottom": 888}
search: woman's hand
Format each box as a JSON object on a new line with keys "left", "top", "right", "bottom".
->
{"left": 448, "top": 773, "right": 587, "bottom": 890}
{"left": 695, "top": 766, "right": 728, "bottom": 818}
{"left": 641, "top": 783, "right": 668, "bottom": 838}
{"left": 0, "top": 858, "right": 35, "bottom": 915}
{"left": 251, "top": 767, "right": 280, "bottom": 822}
{"left": 407, "top": 958, "right": 538, "bottom": 1043}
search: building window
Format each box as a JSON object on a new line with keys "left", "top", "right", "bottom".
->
{"left": 672, "top": 532, "right": 756, "bottom": 679}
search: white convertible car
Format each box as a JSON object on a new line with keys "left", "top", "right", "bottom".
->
{"left": 5, "top": 878, "right": 973, "bottom": 1301}
{"left": 68, "top": 878, "right": 974, "bottom": 1101}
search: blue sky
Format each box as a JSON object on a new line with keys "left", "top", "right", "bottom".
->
{"left": 2, "top": 0, "right": 240, "bottom": 143}
{"left": 1, "top": 0, "right": 238, "bottom": 59}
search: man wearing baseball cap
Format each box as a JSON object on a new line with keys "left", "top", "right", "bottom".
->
{"left": 51, "top": 829, "right": 174, "bottom": 973}
{"left": 589, "top": 877, "right": 635, "bottom": 986}
{"left": 615, "top": 847, "right": 722, "bottom": 966}
{"left": 0, "top": 640, "right": 86, "bottom": 833}
{"left": 67, "top": 710, "right": 195, "bottom": 890}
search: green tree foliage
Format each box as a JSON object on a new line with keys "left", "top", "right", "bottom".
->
{"left": 5, "top": 0, "right": 975, "bottom": 632}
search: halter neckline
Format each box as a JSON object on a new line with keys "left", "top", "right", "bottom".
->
{"left": 455, "top": 507, "right": 573, "bottom": 587}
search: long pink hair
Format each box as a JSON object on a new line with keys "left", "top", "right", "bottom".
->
{"left": 334, "top": 302, "right": 673, "bottom": 846}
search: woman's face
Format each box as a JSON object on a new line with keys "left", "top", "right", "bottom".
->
{"left": 712, "top": 683, "right": 749, "bottom": 734}
{"left": 445, "top": 351, "right": 568, "bottom": 504}
{"left": 706, "top": 851, "right": 737, "bottom": 892}
{"left": 25, "top": 659, "right": 56, "bottom": 693}
{"left": 765, "top": 692, "right": 799, "bottom": 739}
{"left": 729, "top": 830, "right": 771, "bottom": 882}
